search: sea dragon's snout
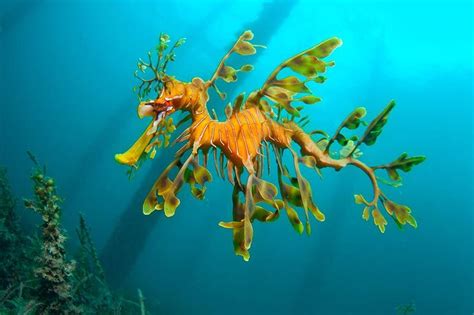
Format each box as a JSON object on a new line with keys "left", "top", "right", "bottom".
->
{"left": 115, "top": 95, "right": 182, "bottom": 167}
{"left": 137, "top": 101, "right": 155, "bottom": 119}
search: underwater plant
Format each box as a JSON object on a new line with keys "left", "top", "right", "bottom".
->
{"left": 74, "top": 213, "right": 114, "bottom": 312}
{"left": 23, "top": 154, "right": 78, "bottom": 314}
{"left": 76, "top": 214, "right": 105, "bottom": 282}
{"left": 396, "top": 301, "right": 416, "bottom": 314}
{"left": 73, "top": 214, "right": 152, "bottom": 314}
{"left": 0, "top": 157, "right": 152, "bottom": 314}
{"left": 0, "top": 167, "right": 38, "bottom": 314}
{"left": 115, "top": 31, "right": 425, "bottom": 261}
{"left": 0, "top": 167, "right": 26, "bottom": 287}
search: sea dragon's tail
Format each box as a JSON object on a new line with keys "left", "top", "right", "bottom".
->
{"left": 281, "top": 100, "right": 425, "bottom": 235}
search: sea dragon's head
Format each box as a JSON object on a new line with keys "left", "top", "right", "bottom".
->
{"left": 115, "top": 34, "right": 188, "bottom": 169}
{"left": 137, "top": 83, "right": 183, "bottom": 125}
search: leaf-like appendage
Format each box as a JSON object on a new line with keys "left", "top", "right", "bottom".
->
{"left": 343, "top": 107, "right": 367, "bottom": 130}
{"left": 374, "top": 153, "right": 426, "bottom": 182}
{"left": 372, "top": 208, "right": 387, "bottom": 233}
{"left": 307, "top": 37, "right": 343, "bottom": 58}
{"left": 209, "top": 30, "right": 262, "bottom": 94}
{"left": 362, "top": 206, "right": 370, "bottom": 221}
{"left": 382, "top": 199, "right": 417, "bottom": 228}
{"left": 269, "top": 76, "right": 310, "bottom": 93}
{"left": 280, "top": 181, "right": 303, "bottom": 207}
{"left": 299, "top": 95, "right": 321, "bottom": 104}
{"left": 252, "top": 206, "right": 273, "bottom": 222}
{"left": 308, "top": 201, "right": 325, "bottom": 222}
{"left": 264, "top": 86, "right": 300, "bottom": 116}
{"left": 163, "top": 190, "right": 180, "bottom": 217}
{"left": 233, "top": 226, "right": 250, "bottom": 261}
{"left": 259, "top": 99, "right": 273, "bottom": 116}
{"left": 134, "top": 33, "right": 185, "bottom": 101}
{"left": 291, "top": 151, "right": 310, "bottom": 219}
{"left": 354, "top": 195, "right": 371, "bottom": 221}
{"left": 157, "top": 174, "right": 173, "bottom": 194}
{"left": 354, "top": 194, "right": 369, "bottom": 205}
{"left": 190, "top": 185, "right": 206, "bottom": 200}
{"left": 254, "top": 177, "right": 278, "bottom": 202}
{"left": 377, "top": 176, "right": 403, "bottom": 188}
{"left": 263, "top": 86, "right": 294, "bottom": 104}
{"left": 243, "top": 217, "right": 253, "bottom": 250}
{"left": 143, "top": 178, "right": 172, "bottom": 215}
{"left": 265, "top": 208, "right": 281, "bottom": 222}
{"left": 250, "top": 37, "right": 341, "bottom": 120}
{"left": 219, "top": 221, "right": 244, "bottom": 229}
{"left": 193, "top": 164, "right": 212, "bottom": 186}
{"left": 340, "top": 140, "right": 362, "bottom": 158}
{"left": 241, "top": 30, "right": 254, "bottom": 40}
{"left": 218, "top": 65, "right": 238, "bottom": 82}
{"left": 335, "top": 133, "right": 348, "bottom": 146}
{"left": 142, "top": 160, "right": 179, "bottom": 215}
{"left": 299, "top": 155, "right": 317, "bottom": 169}
{"left": 234, "top": 40, "right": 257, "bottom": 55}
{"left": 313, "top": 76, "right": 326, "bottom": 83}
{"left": 306, "top": 221, "right": 312, "bottom": 235}
{"left": 143, "top": 186, "right": 159, "bottom": 215}
{"left": 285, "top": 204, "right": 304, "bottom": 234}
{"left": 325, "top": 106, "right": 367, "bottom": 154}
{"left": 361, "top": 100, "right": 395, "bottom": 146}
{"left": 225, "top": 103, "right": 233, "bottom": 119}
{"left": 287, "top": 55, "right": 325, "bottom": 77}
{"left": 387, "top": 168, "right": 401, "bottom": 181}
{"left": 240, "top": 64, "right": 254, "bottom": 72}
{"left": 233, "top": 93, "right": 245, "bottom": 113}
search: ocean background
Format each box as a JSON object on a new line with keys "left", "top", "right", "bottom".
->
{"left": 1, "top": 0, "right": 472, "bottom": 314}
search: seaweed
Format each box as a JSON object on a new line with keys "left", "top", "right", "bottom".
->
{"left": 0, "top": 167, "right": 24, "bottom": 287}
{"left": 396, "top": 301, "right": 416, "bottom": 314}
{"left": 76, "top": 214, "right": 106, "bottom": 282}
{"left": 73, "top": 214, "right": 134, "bottom": 314}
{"left": 0, "top": 167, "right": 37, "bottom": 315}
{"left": 0, "top": 156, "right": 152, "bottom": 314}
{"left": 24, "top": 155, "right": 78, "bottom": 314}
{"left": 0, "top": 166, "right": 39, "bottom": 314}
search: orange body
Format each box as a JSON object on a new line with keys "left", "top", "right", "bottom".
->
{"left": 164, "top": 79, "right": 293, "bottom": 168}
{"left": 190, "top": 107, "right": 291, "bottom": 167}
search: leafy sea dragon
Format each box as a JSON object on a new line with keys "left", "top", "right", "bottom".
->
{"left": 115, "top": 31, "right": 425, "bottom": 261}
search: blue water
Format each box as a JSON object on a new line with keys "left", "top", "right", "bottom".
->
{"left": 1, "top": 0, "right": 472, "bottom": 314}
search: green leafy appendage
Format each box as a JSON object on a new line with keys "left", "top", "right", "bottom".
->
{"left": 133, "top": 33, "right": 186, "bottom": 101}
